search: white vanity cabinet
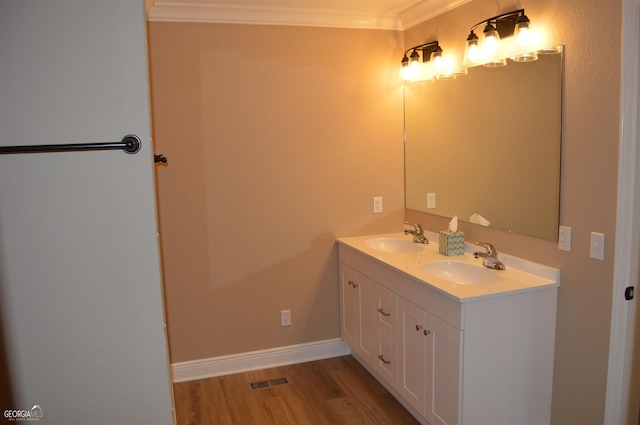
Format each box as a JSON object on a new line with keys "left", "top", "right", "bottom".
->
{"left": 340, "top": 263, "right": 398, "bottom": 388}
{"left": 338, "top": 238, "right": 558, "bottom": 425}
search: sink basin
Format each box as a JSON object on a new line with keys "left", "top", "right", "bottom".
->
{"left": 421, "top": 261, "right": 500, "bottom": 285}
{"left": 364, "top": 237, "right": 423, "bottom": 254}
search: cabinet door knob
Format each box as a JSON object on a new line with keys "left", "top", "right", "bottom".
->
{"left": 424, "top": 329, "right": 431, "bottom": 336}
{"left": 416, "top": 324, "right": 423, "bottom": 331}
{"left": 377, "top": 308, "right": 391, "bottom": 317}
{"left": 348, "top": 280, "right": 358, "bottom": 288}
{"left": 378, "top": 354, "right": 391, "bottom": 365}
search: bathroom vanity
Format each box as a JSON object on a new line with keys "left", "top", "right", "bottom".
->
{"left": 337, "top": 233, "right": 559, "bottom": 425}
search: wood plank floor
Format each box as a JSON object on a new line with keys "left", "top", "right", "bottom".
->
{"left": 174, "top": 355, "right": 420, "bottom": 425}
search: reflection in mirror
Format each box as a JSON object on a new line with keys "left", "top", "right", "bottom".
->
{"left": 404, "top": 46, "right": 563, "bottom": 241}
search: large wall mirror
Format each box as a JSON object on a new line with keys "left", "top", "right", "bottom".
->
{"left": 405, "top": 47, "right": 563, "bottom": 241}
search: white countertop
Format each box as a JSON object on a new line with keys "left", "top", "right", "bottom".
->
{"left": 337, "top": 232, "right": 560, "bottom": 302}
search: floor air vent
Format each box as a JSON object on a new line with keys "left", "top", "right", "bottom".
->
{"left": 249, "top": 377, "right": 290, "bottom": 391}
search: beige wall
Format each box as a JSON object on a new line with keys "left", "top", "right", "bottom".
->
{"left": 405, "top": 1, "right": 621, "bottom": 424}
{"left": 148, "top": 23, "right": 404, "bottom": 361}
{"left": 149, "top": 0, "right": 621, "bottom": 423}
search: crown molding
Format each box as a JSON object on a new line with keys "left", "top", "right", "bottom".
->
{"left": 399, "top": 0, "right": 472, "bottom": 30}
{"left": 148, "top": 1, "right": 403, "bottom": 29}
{"left": 147, "top": 0, "right": 470, "bottom": 30}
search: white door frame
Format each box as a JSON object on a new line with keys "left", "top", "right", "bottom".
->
{"left": 605, "top": 0, "right": 640, "bottom": 423}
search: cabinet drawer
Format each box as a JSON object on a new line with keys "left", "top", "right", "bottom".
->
{"left": 376, "top": 285, "right": 397, "bottom": 340}
{"left": 376, "top": 336, "right": 397, "bottom": 389}
{"left": 339, "top": 245, "right": 462, "bottom": 329}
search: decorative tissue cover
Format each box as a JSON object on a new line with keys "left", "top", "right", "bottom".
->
{"left": 439, "top": 231, "right": 465, "bottom": 256}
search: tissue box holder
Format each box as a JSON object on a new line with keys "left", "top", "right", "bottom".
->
{"left": 439, "top": 231, "right": 465, "bottom": 256}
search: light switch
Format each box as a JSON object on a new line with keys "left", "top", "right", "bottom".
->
{"left": 280, "top": 309, "right": 291, "bottom": 327}
{"left": 590, "top": 232, "right": 605, "bottom": 260}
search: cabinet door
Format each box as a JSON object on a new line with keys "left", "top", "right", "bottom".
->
{"left": 339, "top": 263, "right": 361, "bottom": 349}
{"left": 430, "top": 316, "right": 462, "bottom": 425}
{"left": 339, "top": 264, "right": 377, "bottom": 367}
{"left": 356, "top": 277, "right": 377, "bottom": 366}
{"left": 398, "top": 299, "right": 432, "bottom": 418}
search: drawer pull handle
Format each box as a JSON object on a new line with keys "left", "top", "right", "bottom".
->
{"left": 424, "top": 329, "right": 431, "bottom": 336}
{"left": 377, "top": 308, "right": 390, "bottom": 317}
{"left": 378, "top": 355, "right": 391, "bottom": 365}
{"left": 416, "top": 324, "right": 423, "bottom": 331}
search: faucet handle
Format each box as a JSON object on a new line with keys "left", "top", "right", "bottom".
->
{"left": 474, "top": 242, "right": 498, "bottom": 256}
{"left": 403, "top": 222, "right": 429, "bottom": 244}
{"left": 403, "top": 221, "right": 423, "bottom": 234}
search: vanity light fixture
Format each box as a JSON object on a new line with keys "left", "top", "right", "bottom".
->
{"left": 400, "top": 41, "right": 444, "bottom": 82}
{"left": 464, "top": 9, "right": 537, "bottom": 68}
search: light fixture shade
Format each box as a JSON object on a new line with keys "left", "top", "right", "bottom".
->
{"left": 401, "top": 49, "right": 421, "bottom": 81}
{"left": 482, "top": 23, "right": 507, "bottom": 67}
{"left": 430, "top": 46, "right": 443, "bottom": 78}
{"left": 463, "top": 31, "right": 480, "bottom": 68}
{"left": 510, "top": 14, "right": 538, "bottom": 62}
{"left": 409, "top": 49, "right": 421, "bottom": 75}
{"left": 400, "top": 55, "right": 409, "bottom": 81}
{"left": 431, "top": 49, "right": 456, "bottom": 80}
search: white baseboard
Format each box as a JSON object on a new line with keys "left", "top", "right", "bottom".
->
{"left": 171, "top": 338, "right": 351, "bottom": 383}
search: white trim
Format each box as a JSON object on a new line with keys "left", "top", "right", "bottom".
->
{"left": 146, "top": 0, "right": 469, "bottom": 30}
{"left": 398, "top": 0, "right": 472, "bottom": 30}
{"left": 147, "top": 1, "right": 403, "bottom": 29}
{"left": 605, "top": 0, "right": 640, "bottom": 423}
{"left": 171, "top": 338, "right": 351, "bottom": 383}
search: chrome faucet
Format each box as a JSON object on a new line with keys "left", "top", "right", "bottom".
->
{"left": 473, "top": 242, "right": 505, "bottom": 270}
{"left": 403, "top": 222, "right": 429, "bottom": 244}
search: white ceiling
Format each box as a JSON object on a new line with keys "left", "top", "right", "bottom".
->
{"left": 146, "top": 0, "right": 471, "bottom": 30}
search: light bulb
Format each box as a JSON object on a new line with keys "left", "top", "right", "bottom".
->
{"left": 467, "top": 44, "right": 479, "bottom": 62}
{"left": 482, "top": 23, "right": 506, "bottom": 67}
{"left": 463, "top": 31, "right": 480, "bottom": 67}
{"left": 432, "top": 51, "right": 456, "bottom": 80}
{"left": 430, "top": 50, "right": 443, "bottom": 76}
{"left": 511, "top": 14, "right": 538, "bottom": 62}
{"left": 483, "top": 27, "right": 499, "bottom": 56}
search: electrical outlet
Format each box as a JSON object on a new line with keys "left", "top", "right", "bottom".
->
{"left": 280, "top": 309, "right": 291, "bottom": 327}
{"left": 427, "top": 193, "right": 436, "bottom": 209}
{"left": 373, "top": 196, "right": 383, "bottom": 214}
{"left": 558, "top": 226, "right": 571, "bottom": 251}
